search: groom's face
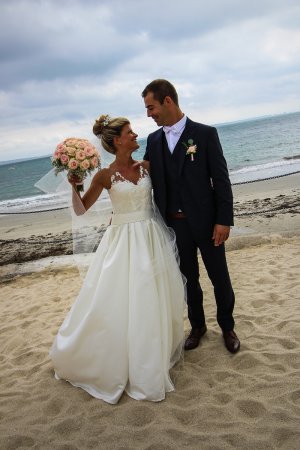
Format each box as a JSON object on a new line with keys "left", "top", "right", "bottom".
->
{"left": 144, "top": 92, "right": 170, "bottom": 127}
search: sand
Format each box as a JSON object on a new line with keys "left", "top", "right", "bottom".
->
{"left": 1, "top": 173, "right": 300, "bottom": 266}
{"left": 0, "top": 173, "right": 300, "bottom": 449}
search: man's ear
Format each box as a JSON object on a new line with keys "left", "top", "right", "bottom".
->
{"left": 164, "top": 96, "right": 173, "bottom": 106}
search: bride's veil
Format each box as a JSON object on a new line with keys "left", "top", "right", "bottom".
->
{"left": 35, "top": 140, "right": 114, "bottom": 275}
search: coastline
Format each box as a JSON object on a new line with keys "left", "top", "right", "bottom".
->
{"left": 231, "top": 171, "right": 300, "bottom": 237}
{"left": 0, "top": 172, "right": 299, "bottom": 271}
{"left": 228, "top": 171, "right": 300, "bottom": 250}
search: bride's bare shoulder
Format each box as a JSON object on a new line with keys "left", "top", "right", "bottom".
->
{"left": 92, "top": 168, "right": 111, "bottom": 187}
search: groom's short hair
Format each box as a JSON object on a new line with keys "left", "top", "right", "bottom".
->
{"left": 142, "top": 79, "right": 179, "bottom": 106}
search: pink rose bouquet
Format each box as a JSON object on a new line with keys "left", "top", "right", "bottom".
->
{"left": 52, "top": 138, "right": 101, "bottom": 191}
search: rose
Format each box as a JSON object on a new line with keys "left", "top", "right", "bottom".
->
{"left": 182, "top": 139, "right": 197, "bottom": 161}
{"left": 85, "top": 146, "right": 96, "bottom": 157}
{"left": 68, "top": 159, "right": 79, "bottom": 170}
{"left": 66, "top": 146, "right": 76, "bottom": 156}
{"left": 76, "top": 150, "right": 86, "bottom": 160}
{"left": 56, "top": 143, "right": 65, "bottom": 153}
{"left": 60, "top": 154, "right": 69, "bottom": 164}
{"left": 65, "top": 140, "right": 76, "bottom": 147}
{"left": 186, "top": 144, "right": 197, "bottom": 161}
{"left": 91, "top": 156, "right": 99, "bottom": 168}
{"left": 80, "top": 159, "right": 90, "bottom": 170}
{"left": 187, "top": 145, "right": 197, "bottom": 154}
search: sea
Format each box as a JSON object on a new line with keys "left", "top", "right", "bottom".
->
{"left": 0, "top": 111, "right": 300, "bottom": 214}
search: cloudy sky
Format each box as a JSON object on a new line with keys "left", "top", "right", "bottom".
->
{"left": 0, "top": 0, "right": 299, "bottom": 162}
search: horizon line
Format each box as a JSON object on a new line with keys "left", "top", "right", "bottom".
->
{"left": 0, "top": 110, "right": 299, "bottom": 165}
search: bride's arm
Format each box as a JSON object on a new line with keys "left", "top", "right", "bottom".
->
{"left": 69, "top": 170, "right": 109, "bottom": 215}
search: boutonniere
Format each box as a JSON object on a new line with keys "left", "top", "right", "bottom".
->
{"left": 182, "top": 139, "right": 197, "bottom": 161}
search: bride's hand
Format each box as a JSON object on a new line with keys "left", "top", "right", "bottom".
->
{"left": 68, "top": 174, "right": 83, "bottom": 187}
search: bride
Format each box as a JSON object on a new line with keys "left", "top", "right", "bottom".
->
{"left": 50, "top": 115, "right": 186, "bottom": 404}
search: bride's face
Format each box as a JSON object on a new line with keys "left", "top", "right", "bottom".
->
{"left": 119, "top": 124, "right": 140, "bottom": 153}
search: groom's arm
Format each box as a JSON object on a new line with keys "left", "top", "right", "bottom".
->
{"left": 206, "top": 127, "right": 234, "bottom": 227}
{"left": 143, "top": 137, "right": 150, "bottom": 161}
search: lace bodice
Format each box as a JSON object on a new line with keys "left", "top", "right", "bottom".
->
{"left": 109, "top": 166, "right": 152, "bottom": 214}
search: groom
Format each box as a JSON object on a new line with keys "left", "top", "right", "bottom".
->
{"left": 142, "top": 79, "right": 240, "bottom": 353}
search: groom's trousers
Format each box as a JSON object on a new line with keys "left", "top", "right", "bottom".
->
{"left": 167, "top": 217, "right": 235, "bottom": 332}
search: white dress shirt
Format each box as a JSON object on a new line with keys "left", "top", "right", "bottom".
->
{"left": 163, "top": 115, "right": 187, "bottom": 153}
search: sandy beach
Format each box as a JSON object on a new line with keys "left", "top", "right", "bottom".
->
{"left": 0, "top": 173, "right": 300, "bottom": 449}
{"left": 1, "top": 173, "right": 300, "bottom": 268}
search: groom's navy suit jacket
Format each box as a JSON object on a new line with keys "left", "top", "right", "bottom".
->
{"left": 144, "top": 117, "right": 234, "bottom": 239}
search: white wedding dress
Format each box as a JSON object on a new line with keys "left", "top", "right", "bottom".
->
{"left": 50, "top": 167, "right": 185, "bottom": 404}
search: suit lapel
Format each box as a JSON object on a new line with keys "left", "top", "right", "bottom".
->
{"left": 152, "top": 128, "right": 165, "bottom": 175}
{"left": 151, "top": 129, "right": 167, "bottom": 214}
{"left": 174, "top": 118, "right": 195, "bottom": 174}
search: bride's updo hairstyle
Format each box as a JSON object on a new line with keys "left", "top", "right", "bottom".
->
{"left": 93, "top": 114, "right": 129, "bottom": 154}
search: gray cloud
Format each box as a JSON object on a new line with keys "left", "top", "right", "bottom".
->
{"left": 0, "top": 0, "right": 299, "bottom": 160}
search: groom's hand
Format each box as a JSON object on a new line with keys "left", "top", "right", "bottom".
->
{"left": 132, "top": 160, "right": 150, "bottom": 172}
{"left": 132, "top": 160, "right": 143, "bottom": 169}
{"left": 212, "top": 224, "right": 230, "bottom": 246}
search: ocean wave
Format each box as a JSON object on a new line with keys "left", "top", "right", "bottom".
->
{"left": 231, "top": 157, "right": 300, "bottom": 174}
{"left": 0, "top": 190, "right": 110, "bottom": 215}
{"left": 230, "top": 158, "right": 300, "bottom": 183}
{"left": 0, "top": 193, "right": 68, "bottom": 214}
{"left": 1, "top": 158, "right": 300, "bottom": 214}
{"left": 283, "top": 154, "right": 300, "bottom": 160}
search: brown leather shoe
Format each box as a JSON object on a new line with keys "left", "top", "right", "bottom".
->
{"left": 223, "top": 330, "right": 240, "bottom": 353}
{"left": 184, "top": 325, "right": 207, "bottom": 351}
